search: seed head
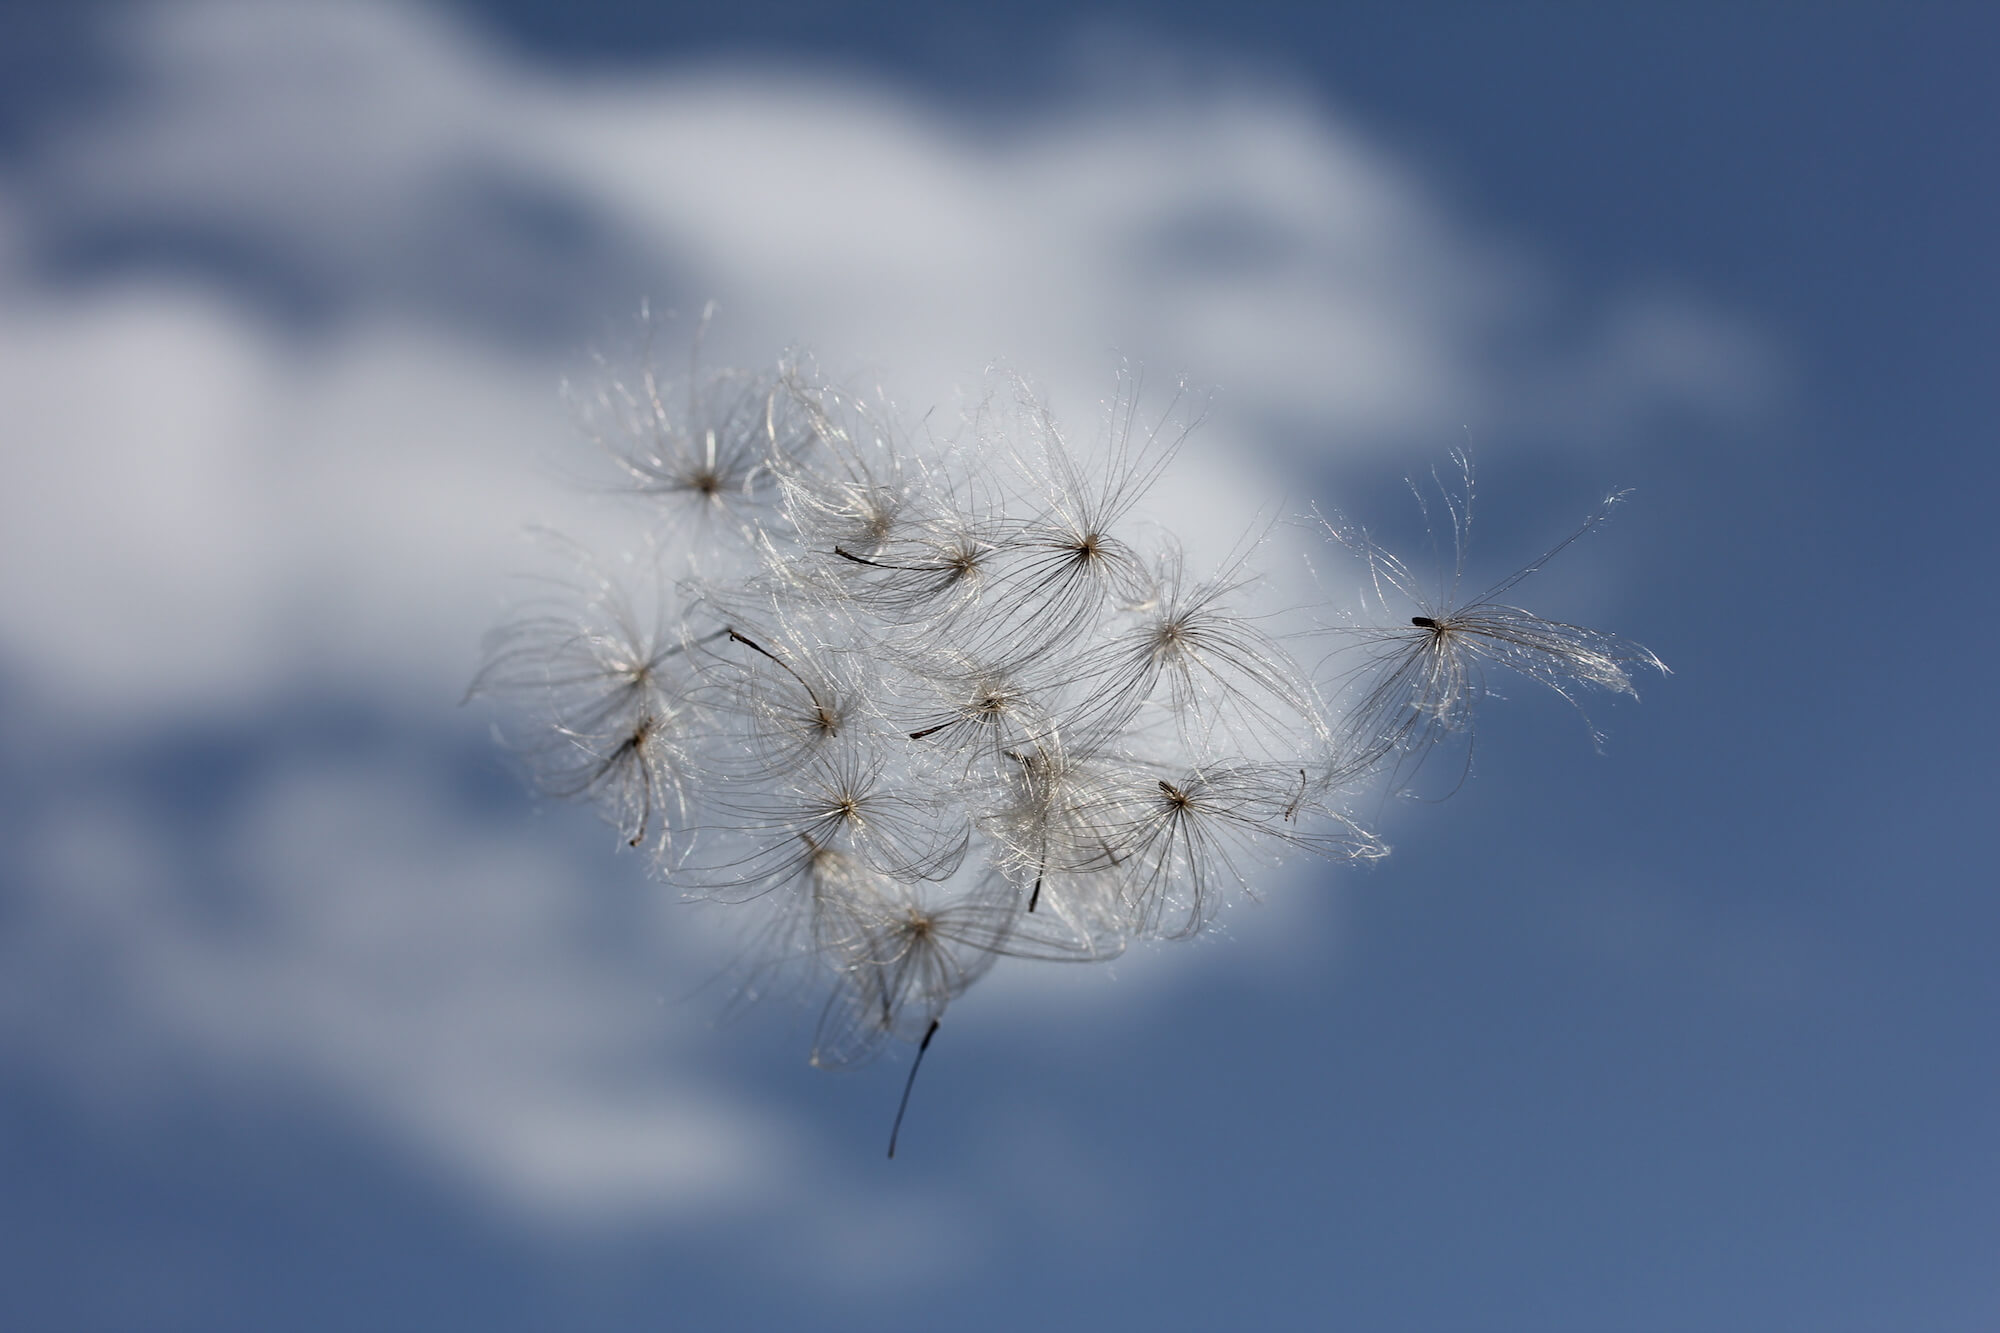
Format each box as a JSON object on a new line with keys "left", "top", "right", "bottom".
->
{"left": 474, "top": 330, "right": 1662, "bottom": 1147}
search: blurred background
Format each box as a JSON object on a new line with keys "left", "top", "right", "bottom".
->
{"left": 1, "top": 2, "right": 1994, "bottom": 1329}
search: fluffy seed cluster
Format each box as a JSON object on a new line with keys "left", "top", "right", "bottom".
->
{"left": 472, "top": 320, "right": 1663, "bottom": 1148}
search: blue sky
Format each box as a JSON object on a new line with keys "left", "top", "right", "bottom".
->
{"left": 1, "top": 3, "right": 1994, "bottom": 1329}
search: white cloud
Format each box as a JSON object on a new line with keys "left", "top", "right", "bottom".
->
{"left": 4, "top": 0, "right": 1773, "bottom": 707}
{"left": 3, "top": 740, "right": 796, "bottom": 1222}
{"left": 0, "top": 0, "right": 1775, "bottom": 1234}
{"left": 0, "top": 286, "right": 596, "bottom": 710}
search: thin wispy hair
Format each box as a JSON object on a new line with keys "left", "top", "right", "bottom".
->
{"left": 682, "top": 592, "right": 868, "bottom": 781}
{"left": 954, "top": 370, "right": 1190, "bottom": 672}
{"left": 681, "top": 740, "right": 971, "bottom": 902}
{"left": 974, "top": 738, "right": 1136, "bottom": 955}
{"left": 1104, "top": 760, "right": 1386, "bottom": 941}
{"left": 894, "top": 652, "right": 1067, "bottom": 769}
{"left": 771, "top": 357, "right": 917, "bottom": 560}
{"left": 571, "top": 303, "right": 808, "bottom": 555}
{"left": 810, "top": 871, "right": 1097, "bottom": 1071}
{"left": 1058, "top": 535, "right": 1329, "bottom": 760}
{"left": 469, "top": 536, "right": 705, "bottom": 856}
{"left": 1316, "top": 452, "right": 1666, "bottom": 788}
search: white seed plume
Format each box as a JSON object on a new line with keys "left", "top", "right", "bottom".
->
{"left": 475, "top": 317, "right": 1662, "bottom": 1153}
{"left": 1316, "top": 452, "right": 1668, "bottom": 790}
